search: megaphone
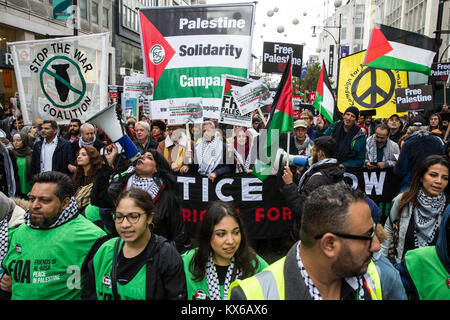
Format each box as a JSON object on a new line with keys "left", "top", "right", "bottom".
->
{"left": 273, "top": 148, "right": 310, "bottom": 172}
{"left": 86, "top": 103, "right": 141, "bottom": 162}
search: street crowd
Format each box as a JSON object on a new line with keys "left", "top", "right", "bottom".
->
{"left": 0, "top": 98, "right": 449, "bottom": 300}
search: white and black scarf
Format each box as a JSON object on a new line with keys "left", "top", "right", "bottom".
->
{"left": 196, "top": 137, "right": 223, "bottom": 176}
{"left": 0, "top": 217, "right": 8, "bottom": 278}
{"left": 126, "top": 173, "right": 163, "bottom": 201}
{"left": 24, "top": 196, "right": 79, "bottom": 229}
{"left": 413, "top": 188, "right": 445, "bottom": 248}
{"left": 234, "top": 148, "right": 251, "bottom": 173}
{"left": 296, "top": 242, "right": 365, "bottom": 300}
{"left": 297, "top": 158, "right": 338, "bottom": 192}
{"left": 205, "top": 254, "right": 240, "bottom": 300}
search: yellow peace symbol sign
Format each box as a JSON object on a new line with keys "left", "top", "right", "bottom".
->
{"left": 351, "top": 68, "right": 395, "bottom": 108}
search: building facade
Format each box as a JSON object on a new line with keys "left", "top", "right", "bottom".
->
{"left": 0, "top": 0, "right": 115, "bottom": 107}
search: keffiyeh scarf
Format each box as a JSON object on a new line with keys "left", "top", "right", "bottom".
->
{"left": 0, "top": 217, "right": 8, "bottom": 278}
{"left": 413, "top": 188, "right": 445, "bottom": 248}
{"left": 234, "top": 148, "right": 251, "bottom": 173}
{"left": 78, "top": 135, "right": 96, "bottom": 148}
{"left": 196, "top": 137, "right": 223, "bottom": 176}
{"left": 206, "top": 254, "right": 241, "bottom": 300}
{"left": 24, "top": 196, "right": 79, "bottom": 229}
{"left": 126, "top": 173, "right": 164, "bottom": 202}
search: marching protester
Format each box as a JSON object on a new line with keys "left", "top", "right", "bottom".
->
{"left": 71, "top": 123, "right": 106, "bottom": 157}
{"left": 0, "top": 171, "right": 106, "bottom": 299}
{"left": 72, "top": 145, "right": 104, "bottom": 214}
{"left": 30, "top": 120, "right": 73, "bottom": 177}
{"left": 65, "top": 119, "right": 82, "bottom": 143}
{"left": 157, "top": 124, "right": 193, "bottom": 174}
{"left": 0, "top": 191, "right": 25, "bottom": 300}
{"left": 394, "top": 115, "right": 444, "bottom": 191}
{"left": 90, "top": 144, "right": 190, "bottom": 253}
{"left": 281, "top": 136, "right": 345, "bottom": 240}
{"left": 0, "top": 135, "right": 19, "bottom": 197}
{"left": 151, "top": 120, "right": 167, "bottom": 144}
{"left": 11, "top": 132, "right": 33, "bottom": 198}
{"left": 194, "top": 121, "right": 233, "bottom": 182}
{"left": 382, "top": 155, "right": 450, "bottom": 264}
{"left": 315, "top": 106, "right": 366, "bottom": 168}
{"left": 292, "top": 119, "right": 313, "bottom": 156}
{"left": 134, "top": 121, "right": 159, "bottom": 154}
{"left": 182, "top": 201, "right": 267, "bottom": 300}
{"left": 230, "top": 127, "right": 254, "bottom": 174}
{"left": 229, "top": 184, "right": 382, "bottom": 300}
{"left": 365, "top": 124, "right": 400, "bottom": 170}
{"left": 299, "top": 110, "right": 316, "bottom": 141}
{"left": 395, "top": 204, "right": 450, "bottom": 300}
{"left": 84, "top": 188, "right": 186, "bottom": 300}
{"left": 387, "top": 114, "right": 407, "bottom": 144}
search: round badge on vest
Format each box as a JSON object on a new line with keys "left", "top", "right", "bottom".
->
{"left": 15, "top": 244, "right": 22, "bottom": 254}
{"left": 446, "top": 277, "right": 450, "bottom": 289}
{"left": 102, "top": 275, "right": 112, "bottom": 289}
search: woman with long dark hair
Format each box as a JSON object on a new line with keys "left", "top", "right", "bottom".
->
{"left": 72, "top": 145, "right": 104, "bottom": 213}
{"left": 84, "top": 188, "right": 186, "bottom": 300}
{"left": 90, "top": 145, "right": 189, "bottom": 252}
{"left": 382, "top": 154, "right": 450, "bottom": 263}
{"left": 182, "top": 201, "right": 267, "bottom": 300}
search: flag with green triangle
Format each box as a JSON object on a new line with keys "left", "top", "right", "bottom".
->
{"left": 253, "top": 57, "right": 294, "bottom": 181}
{"left": 313, "top": 61, "right": 336, "bottom": 123}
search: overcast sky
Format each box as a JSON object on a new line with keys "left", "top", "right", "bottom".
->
{"left": 205, "top": 0, "right": 339, "bottom": 64}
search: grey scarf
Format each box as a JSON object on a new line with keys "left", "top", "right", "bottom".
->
{"left": 297, "top": 158, "right": 338, "bottom": 192}
{"left": 78, "top": 135, "right": 96, "bottom": 148}
{"left": 413, "top": 188, "right": 445, "bottom": 248}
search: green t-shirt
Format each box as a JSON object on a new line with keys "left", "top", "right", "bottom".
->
{"left": 2, "top": 215, "right": 106, "bottom": 300}
{"left": 182, "top": 249, "right": 268, "bottom": 300}
{"left": 92, "top": 237, "right": 147, "bottom": 300}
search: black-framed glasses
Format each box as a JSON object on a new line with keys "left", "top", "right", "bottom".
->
{"left": 314, "top": 224, "right": 376, "bottom": 247}
{"left": 112, "top": 212, "right": 143, "bottom": 224}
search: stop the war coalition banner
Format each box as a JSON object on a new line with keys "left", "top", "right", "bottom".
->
{"left": 178, "top": 168, "right": 400, "bottom": 239}
{"left": 8, "top": 33, "right": 109, "bottom": 124}
{"left": 138, "top": 3, "right": 255, "bottom": 120}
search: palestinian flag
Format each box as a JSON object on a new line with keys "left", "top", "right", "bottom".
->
{"left": 313, "top": 61, "right": 336, "bottom": 123}
{"left": 363, "top": 24, "right": 438, "bottom": 75}
{"left": 253, "top": 57, "right": 294, "bottom": 181}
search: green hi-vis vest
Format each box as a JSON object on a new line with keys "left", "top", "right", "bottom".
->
{"left": 93, "top": 237, "right": 147, "bottom": 300}
{"left": 229, "top": 258, "right": 382, "bottom": 300}
{"left": 405, "top": 246, "right": 450, "bottom": 300}
{"left": 1, "top": 215, "right": 106, "bottom": 300}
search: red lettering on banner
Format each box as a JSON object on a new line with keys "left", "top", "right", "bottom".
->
{"left": 282, "top": 207, "right": 292, "bottom": 220}
{"left": 182, "top": 208, "right": 207, "bottom": 222}
{"left": 255, "top": 208, "right": 265, "bottom": 222}
{"left": 267, "top": 208, "right": 280, "bottom": 221}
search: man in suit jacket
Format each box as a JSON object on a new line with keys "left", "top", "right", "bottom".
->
{"left": 31, "top": 120, "right": 73, "bottom": 177}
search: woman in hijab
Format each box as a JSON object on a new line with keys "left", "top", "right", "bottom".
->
{"left": 381, "top": 154, "right": 450, "bottom": 264}
{"left": 11, "top": 132, "right": 32, "bottom": 198}
{"left": 232, "top": 127, "right": 253, "bottom": 174}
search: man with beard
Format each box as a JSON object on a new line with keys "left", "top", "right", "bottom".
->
{"left": 229, "top": 184, "right": 382, "bottom": 300}
{"left": 281, "top": 136, "right": 345, "bottom": 240}
{"left": 64, "top": 119, "right": 81, "bottom": 143}
{"left": 0, "top": 171, "right": 106, "bottom": 299}
{"left": 316, "top": 106, "right": 366, "bottom": 168}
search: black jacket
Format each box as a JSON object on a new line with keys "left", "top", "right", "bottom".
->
{"left": 30, "top": 136, "right": 74, "bottom": 176}
{"left": 281, "top": 161, "right": 345, "bottom": 240}
{"left": 90, "top": 163, "right": 189, "bottom": 253}
{"left": 83, "top": 234, "right": 187, "bottom": 300}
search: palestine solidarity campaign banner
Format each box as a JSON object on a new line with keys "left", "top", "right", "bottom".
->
{"left": 8, "top": 33, "right": 109, "bottom": 124}
{"left": 138, "top": 3, "right": 255, "bottom": 120}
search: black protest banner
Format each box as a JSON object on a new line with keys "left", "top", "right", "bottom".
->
{"left": 176, "top": 168, "right": 401, "bottom": 240}
{"left": 395, "top": 84, "right": 433, "bottom": 113}
{"left": 262, "top": 42, "right": 303, "bottom": 77}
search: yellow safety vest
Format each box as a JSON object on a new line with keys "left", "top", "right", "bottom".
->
{"left": 229, "top": 259, "right": 382, "bottom": 300}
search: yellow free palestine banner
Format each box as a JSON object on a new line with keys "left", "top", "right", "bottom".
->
{"left": 337, "top": 50, "right": 408, "bottom": 118}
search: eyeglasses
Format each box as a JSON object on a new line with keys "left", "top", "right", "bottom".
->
{"left": 112, "top": 212, "right": 143, "bottom": 224}
{"left": 314, "top": 224, "right": 376, "bottom": 247}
